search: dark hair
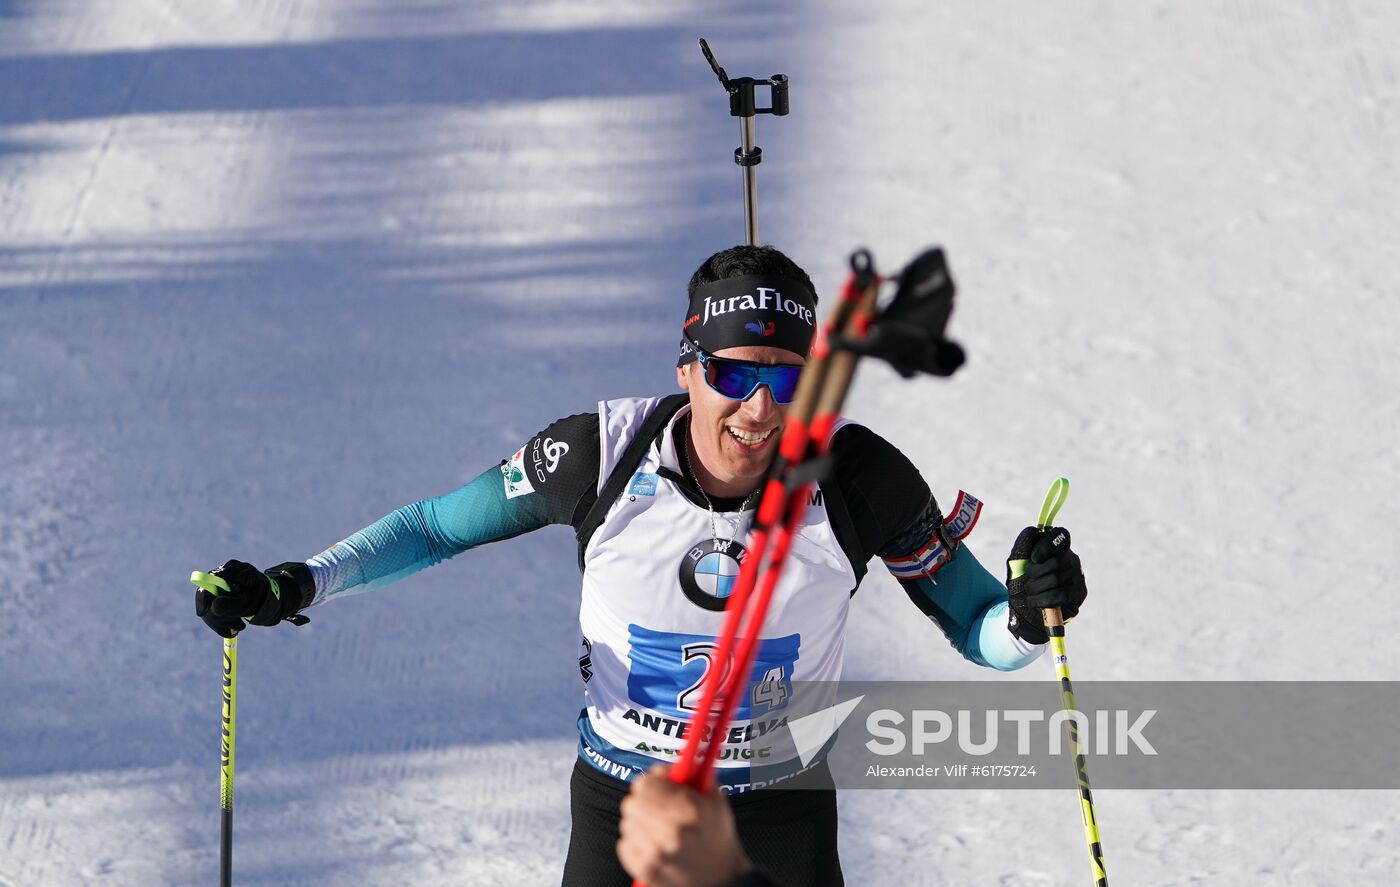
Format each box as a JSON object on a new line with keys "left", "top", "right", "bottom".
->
{"left": 687, "top": 245, "right": 818, "bottom": 305}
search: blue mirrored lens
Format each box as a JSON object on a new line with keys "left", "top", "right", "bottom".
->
{"left": 703, "top": 357, "right": 803, "bottom": 404}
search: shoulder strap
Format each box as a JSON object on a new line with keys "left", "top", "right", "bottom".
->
{"left": 575, "top": 393, "right": 690, "bottom": 572}
{"left": 818, "top": 476, "right": 869, "bottom": 593}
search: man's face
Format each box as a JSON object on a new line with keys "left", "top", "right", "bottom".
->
{"left": 676, "top": 344, "right": 806, "bottom": 497}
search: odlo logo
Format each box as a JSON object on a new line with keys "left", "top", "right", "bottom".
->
{"left": 530, "top": 437, "right": 570, "bottom": 483}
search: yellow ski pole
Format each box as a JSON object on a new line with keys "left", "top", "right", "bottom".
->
{"left": 1010, "top": 478, "right": 1107, "bottom": 887}
{"left": 191, "top": 570, "right": 238, "bottom": 887}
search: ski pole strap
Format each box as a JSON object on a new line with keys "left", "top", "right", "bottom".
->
{"left": 191, "top": 570, "right": 231, "bottom": 597}
{"left": 1037, "top": 477, "right": 1068, "bottom": 530}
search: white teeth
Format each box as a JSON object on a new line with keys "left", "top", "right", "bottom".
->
{"left": 726, "top": 427, "right": 773, "bottom": 445}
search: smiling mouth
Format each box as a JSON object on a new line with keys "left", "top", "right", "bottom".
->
{"left": 726, "top": 426, "right": 775, "bottom": 448}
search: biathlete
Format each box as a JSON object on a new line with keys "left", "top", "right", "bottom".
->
{"left": 194, "top": 244, "right": 1089, "bottom": 886}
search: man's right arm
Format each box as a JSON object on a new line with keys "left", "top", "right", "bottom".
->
{"left": 305, "top": 411, "right": 601, "bottom": 604}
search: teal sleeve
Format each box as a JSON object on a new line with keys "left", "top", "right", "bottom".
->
{"left": 900, "top": 544, "right": 1044, "bottom": 671}
{"left": 305, "top": 463, "right": 552, "bottom": 603}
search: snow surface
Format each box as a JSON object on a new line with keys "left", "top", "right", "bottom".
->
{"left": 3, "top": 0, "right": 1399, "bottom": 884}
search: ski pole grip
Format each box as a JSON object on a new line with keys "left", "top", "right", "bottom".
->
{"left": 1042, "top": 606, "right": 1065, "bottom": 629}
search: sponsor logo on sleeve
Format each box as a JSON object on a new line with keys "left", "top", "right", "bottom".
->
{"left": 527, "top": 436, "right": 571, "bottom": 484}
{"left": 543, "top": 438, "right": 569, "bottom": 472}
{"left": 502, "top": 446, "right": 536, "bottom": 499}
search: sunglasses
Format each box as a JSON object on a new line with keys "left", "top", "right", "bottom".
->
{"left": 695, "top": 349, "right": 804, "bottom": 404}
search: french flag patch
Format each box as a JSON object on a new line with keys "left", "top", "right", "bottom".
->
{"left": 883, "top": 537, "right": 952, "bottom": 579}
{"left": 881, "top": 491, "right": 983, "bottom": 580}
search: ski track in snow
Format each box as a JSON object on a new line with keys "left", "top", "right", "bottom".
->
{"left": 2, "top": 0, "right": 1399, "bottom": 884}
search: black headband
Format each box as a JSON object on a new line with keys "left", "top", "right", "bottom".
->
{"left": 677, "top": 275, "right": 818, "bottom": 366}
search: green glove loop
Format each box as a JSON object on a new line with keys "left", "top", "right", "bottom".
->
{"left": 191, "top": 571, "right": 231, "bottom": 596}
{"left": 1036, "top": 476, "right": 1068, "bottom": 530}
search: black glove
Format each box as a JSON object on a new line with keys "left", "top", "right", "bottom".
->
{"left": 195, "top": 560, "right": 314, "bottom": 637}
{"left": 1005, "top": 526, "right": 1087, "bottom": 645}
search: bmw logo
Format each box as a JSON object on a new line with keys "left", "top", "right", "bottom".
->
{"left": 679, "top": 538, "right": 748, "bottom": 612}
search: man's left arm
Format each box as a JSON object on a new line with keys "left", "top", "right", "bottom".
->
{"left": 879, "top": 498, "right": 1044, "bottom": 671}
{"left": 831, "top": 425, "right": 1087, "bottom": 671}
